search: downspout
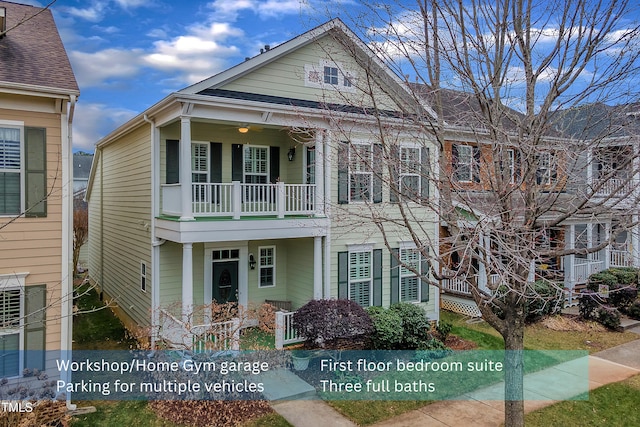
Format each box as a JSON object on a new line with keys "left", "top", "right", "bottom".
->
{"left": 63, "top": 94, "right": 77, "bottom": 411}
{"left": 144, "top": 114, "right": 163, "bottom": 349}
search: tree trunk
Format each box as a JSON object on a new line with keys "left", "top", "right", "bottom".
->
{"left": 502, "top": 310, "right": 525, "bottom": 427}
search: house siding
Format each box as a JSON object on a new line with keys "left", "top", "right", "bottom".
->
{"left": 88, "top": 124, "right": 152, "bottom": 327}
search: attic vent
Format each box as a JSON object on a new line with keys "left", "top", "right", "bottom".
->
{"left": 0, "top": 8, "right": 6, "bottom": 38}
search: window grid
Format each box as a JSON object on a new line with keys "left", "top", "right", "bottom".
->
{"left": 324, "top": 66, "right": 339, "bottom": 85}
{"left": 400, "top": 248, "right": 421, "bottom": 302}
{"left": 400, "top": 146, "right": 421, "bottom": 198}
{"left": 507, "top": 149, "right": 515, "bottom": 184}
{"left": 456, "top": 145, "right": 473, "bottom": 182}
{"left": 350, "top": 143, "right": 373, "bottom": 202}
{"left": 0, "top": 289, "right": 21, "bottom": 329}
{"left": 349, "top": 251, "right": 372, "bottom": 307}
{"left": 191, "top": 143, "right": 208, "bottom": 183}
{"left": 0, "top": 127, "right": 21, "bottom": 215}
{"left": 244, "top": 146, "right": 268, "bottom": 184}
{"left": 259, "top": 246, "right": 275, "bottom": 288}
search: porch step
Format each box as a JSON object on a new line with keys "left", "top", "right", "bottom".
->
{"left": 620, "top": 316, "right": 640, "bottom": 331}
{"left": 254, "top": 368, "right": 316, "bottom": 401}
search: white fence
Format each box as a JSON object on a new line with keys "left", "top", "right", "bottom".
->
{"left": 610, "top": 250, "right": 632, "bottom": 267}
{"left": 275, "top": 311, "right": 304, "bottom": 349}
{"left": 159, "top": 309, "right": 240, "bottom": 351}
{"left": 573, "top": 259, "right": 605, "bottom": 284}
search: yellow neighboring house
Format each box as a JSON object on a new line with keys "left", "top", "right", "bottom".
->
{"left": 0, "top": 1, "right": 78, "bottom": 381}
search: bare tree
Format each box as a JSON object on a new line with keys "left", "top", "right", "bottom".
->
{"left": 310, "top": 2, "right": 640, "bottom": 426}
{"left": 73, "top": 195, "right": 88, "bottom": 276}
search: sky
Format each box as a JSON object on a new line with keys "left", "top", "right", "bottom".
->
{"left": 18, "top": 0, "right": 358, "bottom": 152}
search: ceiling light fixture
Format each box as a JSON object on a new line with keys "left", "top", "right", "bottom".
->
{"left": 238, "top": 126, "right": 249, "bottom": 133}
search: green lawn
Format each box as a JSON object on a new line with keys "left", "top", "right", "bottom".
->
{"left": 525, "top": 374, "right": 640, "bottom": 427}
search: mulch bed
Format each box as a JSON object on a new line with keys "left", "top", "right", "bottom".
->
{"left": 149, "top": 400, "right": 274, "bottom": 427}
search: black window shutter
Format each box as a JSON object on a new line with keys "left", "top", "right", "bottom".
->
{"left": 166, "top": 139, "right": 179, "bottom": 184}
{"left": 270, "top": 146, "right": 280, "bottom": 183}
{"left": 373, "top": 144, "right": 383, "bottom": 203}
{"left": 451, "top": 144, "right": 459, "bottom": 181}
{"left": 338, "top": 251, "right": 349, "bottom": 299}
{"left": 390, "top": 248, "right": 399, "bottom": 304}
{"left": 551, "top": 153, "right": 558, "bottom": 183}
{"left": 337, "top": 141, "right": 349, "bottom": 204}
{"left": 210, "top": 142, "right": 222, "bottom": 183}
{"left": 232, "top": 144, "right": 243, "bottom": 182}
{"left": 389, "top": 145, "right": 399, "bottom": 203}
{"left": 373, "top": 248, "right": 383, "bottom": 306}
{"left": 421, "top": 147, "right": 429, "bottom": 203}
{"left": 421, "top": 249, "right": 430, "bottom": 302}
{"left": 24, "top": 285, "right": 46, "bottom": 371}
{"left": 473, "top": 146, "right": 481, "bottom": 183}
{"left": 25, "top": 127, "right": 47, "bottom": 217}
{"left": 514, "top": 149, "right": 521, "bottom": 182}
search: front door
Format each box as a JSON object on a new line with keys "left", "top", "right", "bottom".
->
{"left": 212, "top": 261, "right": 238, "bottom": 303}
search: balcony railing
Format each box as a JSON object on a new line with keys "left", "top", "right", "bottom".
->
{"left": 594, "top": 178, "right": 638, "bottom": 197}
{"left": 440, "top": 269, "right": 495, "bottom": 296}
{"left": 162, "top": 181, "right": 317, "bottom": 218}
{"left": 572, "top": 259, "right": 605, "bottom": 284}
{"left": 610, "top": 249, "right": 632, "bottom": 267}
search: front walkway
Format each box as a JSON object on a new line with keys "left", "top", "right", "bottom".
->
{"left": 271, "top": 339, "right": 640, "bottom": 427}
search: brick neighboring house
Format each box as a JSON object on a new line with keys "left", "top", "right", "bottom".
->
{"left": 0, "top": 1, "right": 79, "bottom": 383}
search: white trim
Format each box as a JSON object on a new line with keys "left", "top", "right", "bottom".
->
{"left": 347, "top": 249, "right": 373, "bottom": 307}
{"left": 0, "top": 123, "right": 25, "bottom": 216}
{"left": 348, "top": 141, "right": 374, "bottom": 203}
{"left": 258, "top": 245, "right": 276, "bottom": 288}
{"left": 455, "top": 145, "right": 473, "bottom": 183}
{"left": 346, "top": 243, "right": 375, "bottom": 252}
{"left": 0, "top": 272, "right": 29, "bottom": 289}
{"left": 204, "top": 242, "right": 249, "bottom": 308}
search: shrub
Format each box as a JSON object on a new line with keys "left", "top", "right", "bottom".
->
{"left": 436, "top": 321, "right": 453, "bottom": 342}
{"left": 587, "top": 271, "right": 618, "bottom": 290}
{"left": 292, "top": 299, "right": 373, "bottom": 347}
{"left": 627, "top": 300, "right": 640, "bottom": 320}
{"left": 524, "top": 280, "right": 564, "bottom": 323}
{"left": 608, "top": 283, "right": 638, "bottom": 312}
{"left": 608, "top": 267, "right": 640, "bottom": 286}
{"left": 596, "top": 306, "right": 621, "bottom": 331}
{"left": 388, "top": 302, "right": 431, "bottom": 349}
{"left": 415, "top": 338, "right": 453, "bottom": 359}
{"left": 366, "top": 306, "right": 404, "bottom": 350}
{"left": 586, "top": 267, "right": 638, "bottom": 312}
{"left": 578, "top": 290, "right": 604, "bottom": 320}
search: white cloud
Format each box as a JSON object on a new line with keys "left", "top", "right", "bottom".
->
{"left": 73, "top": 103, "right": 138, "bottom": 152}
{"left": 206, "top": 0, "right": 306, "bottom": 21}
{"left": 69, "top": 49, "right": 144, "bottom": 87}
{"left": 64, "top": 3, "right": 108, "bottom": 23}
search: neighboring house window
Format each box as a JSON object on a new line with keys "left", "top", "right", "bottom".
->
{"left": 507, "top": 149, "right": 515, "bottom": 184}
{"left": 244, "top": 146, "right": 269, "bottom": 184}
{"left": 399, "top": 247, "right": 421, "bottom": 302}
{"left": 0, "top": 125, "right": 47, "bottom": 217}
{"left": 453, "top": 145, "right": 474, "bottom": 182}
{"left": 140, "top": 262, "right": 147, "bottom": 292}
{"left": 258, "top": 246, "right": 276, "bottom": 287}
{"left": 536, "top": 152, "right": 557, "bottom": 185}
{"left": 0, "top": 287, "right": 21, "bottom": 377}
{"left": 0, "top": 127, "right": 21, "bottom": 215}
{"left": 348, "top": 250, "right": 372, "bottom": 307}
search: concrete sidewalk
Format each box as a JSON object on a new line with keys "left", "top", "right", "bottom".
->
{"left": 271, "top": 339, "right": 640, "bottom": 427}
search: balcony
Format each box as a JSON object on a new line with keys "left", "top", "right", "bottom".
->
{"left": 593, "top": 178, "right": 639, "bottom": 198}
{"left": 162, "top": 182, "right": 317, "bottom": 218}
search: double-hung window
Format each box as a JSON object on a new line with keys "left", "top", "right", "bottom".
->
{"left": 536, "top": 152, "right": 556, "bottom": 185}
{"left": 399, "top": 247, "right": 421, "bottom": 302}
{"left": 0, "top": 287, "right": 22, "bottom": 378}
{"left": 350, "top": 143, "right": 373, "bottom": 202}
{"left": 400, "top": 146, "right": 421, "bottom": 198}
{"left": 0, "top": 124, "right": 47, "bottom": 217}
{"left": 349, "top": 250, "right": 372, "bottom": 307}
{"left": 0, "top": 127, "right": 21, "bottom": 215}
{"left": 455, "top": 145, "right": 473, "bottom": 182}
{"left": 259, "top": 246, "right": 275, "bottom": 288}
{"left": 507, "top": 149, "right": 515, "bottom": 184}
{"left": 324, "top": 66, "right": 339, "bottom": 85}
{"left": 244, "top": 146, "right": 269, "bottom": 184}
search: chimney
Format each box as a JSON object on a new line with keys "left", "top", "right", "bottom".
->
{"left": 0, "top": 7, "right": 6, "bottom": 38}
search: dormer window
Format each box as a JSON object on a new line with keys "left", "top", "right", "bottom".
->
{"left": 305, "top": 60, "right": 357, "bottom": 92}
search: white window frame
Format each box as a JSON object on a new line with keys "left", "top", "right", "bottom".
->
{"left": 0, "top": 273, "right": 27, "bottom": 378}
{"left": 244, "top": 145, "right": 269, "bottom": 184}
{"left": 304, "top": 60, "right": 357, "bottom": 93}
{"left": 456, "top": 145, "right": 473, "bottom": 183}
{"left": 324, "top": 66, "right": 339, "bottom": 85}
{"left": 258, "top": 246, "right": 276, "bottom": 288}
{"left": 0, "top": 121, "right": 24, "bottom": 216}
{"left": 507, "top": 149, "right": 515, "bottom": 184}
{"left": 399, "top": 244, "right": 421, "bottom": 303}
{"left": 536, "top": 151, "right": 556, "bottom": 185}
{"left": 349, "top": 142, "right": 373, "bottom": 203}
{"left": 191, "top": 142, "right": 209, "bottom": 184}
{"left": 400, "top": 144, "right": 421, "bottom": 198}
{"left": 140, "top": 261, "right": 147, "bottom": 292}
{"left": 348, "top": 249, "right": 373, "bottom": 307}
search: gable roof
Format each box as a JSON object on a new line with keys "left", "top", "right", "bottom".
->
{"left": 73, "top": 153, "right": 93, "bottom": 180}
{"left": 181, "top": 18, "right": 436, "bottom": 119}
{"left": 0, "top": 1, "right": 79, "bottom": 94}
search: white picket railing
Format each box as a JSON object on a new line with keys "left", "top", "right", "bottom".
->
{"left": 594, "top": 178, "right": 637, "bottom": 197}
{"left": 573, "top": 259, "right": 605, "bottom": 284}
{"left": 610, "top": 250, "right": 632, "bottom": 267}
{"left": 275, "top": 311, "right": 304, "bottom": 349}
{"left": 164, "top": 181, "right": 316, "bottom": 218}
{"left": 159, "top": 309, "right": 240, "bottom": 351}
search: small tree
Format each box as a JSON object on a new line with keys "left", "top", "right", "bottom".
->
{"left": 73, "top": 195, "right": 88, "bottom": 275}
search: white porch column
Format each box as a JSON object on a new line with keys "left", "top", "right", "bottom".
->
{"left": 180, "top": 116, "right": 194, "bottom": 221}
{"left": 604, "top": 222, "right": 611, "bottom": 269}
{"left": 565, "top": 224, "right": 575, "bottom": 289}
{"left": 633, "top": 215, "right": 640, "bottom": 267}
{"left": 182, "top": 242, "right": 194, "bottom": 323}
{"left": 313, "top": 236, "right": 323, "bottom": 299}
{"left": 314, "top": 130, "right": 325, "bottom": 215}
